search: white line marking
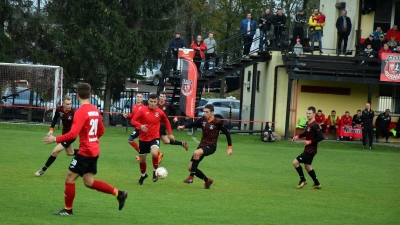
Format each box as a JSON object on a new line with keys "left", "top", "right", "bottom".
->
{"left": 192, "top": 137, "right": 200, "bottom": 143}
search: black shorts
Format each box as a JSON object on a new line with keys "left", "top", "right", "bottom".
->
{"left": 160, "top": 126, "right": 167, "bottom": 136}
{"left": 296, "top": 151, "right": 315, "bottom": 165}
{"left": 61, "top": 138, "right": 76, "bottom": 148}
{"left": 191, "top": 145, "right": 217, "bottom": 162}
{"left": 68, "top": 154, "right": 98, "bottom": 177}
{"left": 139, "top": 139, "right": 160, "bottom": 154}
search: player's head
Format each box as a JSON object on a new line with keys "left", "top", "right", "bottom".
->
{"left": 317, "top": 109, "right": 322, "bottom": 116}
{"left": 357, "top": 109, "right": 361, "bottom": 116}
{"left": 331, "top": 110, "right": 336, "bottom": 116}
{"left": 77, "top": 82, "right": 91, "bottom": 100}
{"left": 306, "top": 106, "right": 316, "bottom": 120}
{"left": 385, "top": 109, "right": 390, "bottom": 115}
{"left": 148, "top": 93, "right": 158, "bottom": 110}
{"left": 345, "top": 111, "right": 350, "bottom": 117}
{"left": 203, "top": 104, "right": 214, "bottom": 119}
{"left": 62, "top": 95, "right": 72, "bottom": 111}
{"left": 159, "top": 91, "right": 167, "bottom": 103}
{"left": 136, "top": 93, "right": 143, "bottom": 104}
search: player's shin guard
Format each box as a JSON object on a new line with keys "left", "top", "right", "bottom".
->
{"left": 170, "top": 140, "right": 182, "bottom": 145}
{"left": 129, "top": 141, "right": 140, "bottom": 152}
{"left": 308, "top": 169, "right": 320, "bottom": 185}
{"left": 295, "top": 166, "right": 305, "bottom": 181}
{"left": 195, "top": 169, "right": 208, "bottom": 182}
{"left": 90, "top": 180, "right": 117, "bottom": 195}
{"left": 152, "top": 156, "right": 159, "bottom": 170}
{"left": 140, "top": 162, "right": 146, "bottom": 175}
{"left": 64, "top": 182, "right": 75, "bottom": 209}
{"left": 190, "top": 159, "right": 200, "bottom": 176}
{"left": 42, "top": 155, "right": 57, "bottom": 171}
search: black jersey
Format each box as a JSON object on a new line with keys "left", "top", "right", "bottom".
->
{"left": 298, "top": 120, "right": 324, "bottom": 155}
{"left": 157, "top": 102, "right": 176, "bottom": 126}
{"left": 50, "top": 106, "right": 76, "bottom": 134}
{"left": 185, "top": 116, "right": 232, "bottom": 147}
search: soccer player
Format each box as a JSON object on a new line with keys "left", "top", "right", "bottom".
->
{"left": 158, "top": 91, "right": 188, "bottom": 150}
{"left": 35, "top": 95, "right": 77, "bottom": 177}
{"left": 292, "top": 106, "right": 324, "bottom": 189}
{"left": 177, "top": 104, "right": 232, "bottom": 189}
{"left": 123, "top": 93, "right": 163, "bottom": 163}
{"left": 43, "top": 82, "right": 128, "bottom": 215}
{"left": 131, "top": 93, "right": 175, "bottom": 185}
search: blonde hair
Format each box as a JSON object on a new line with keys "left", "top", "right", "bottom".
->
{"left": 63, "top": 95, "right": 72, "bottom": 102}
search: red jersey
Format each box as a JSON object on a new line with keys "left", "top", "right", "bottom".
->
{"left": 126, "top": 103, "right": 144, "bottom": 119}
{"left": 131, "top": 106, "right": 172, "bottom": 141}
{"left": 315, "top": 113, "right": 325, "bottom": 124}
{"left": 51, "top": 106, "right": 76, "bottom": 134}
{"left": 56, "top": 104, "right": 104, "bottom": 157}
{"left": 341, "top": 115, "right": 352, "bottom": 126}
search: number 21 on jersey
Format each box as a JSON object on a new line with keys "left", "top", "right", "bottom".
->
{"left": 89, "top": 119, "right": 98, "bottom": 135}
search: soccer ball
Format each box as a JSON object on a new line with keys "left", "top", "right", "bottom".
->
{"left": 155, "top": 167, "right": 168, "bottom": 179}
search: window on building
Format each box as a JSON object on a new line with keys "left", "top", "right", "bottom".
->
{"left": 374, "top": 0, "right": 392, "bottom": 33}
{"left": 377, "top": 84, "right": 400, "bottom": 115}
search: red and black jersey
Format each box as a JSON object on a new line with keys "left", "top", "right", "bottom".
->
{"left": 56, "top": 104, "right": 105, "bottom": 157}
{"left": 185, "top": 117, "right": 232, "bottom": 147}
{"left": 157, "top": 102, "right": 176, "bottom": 126}
{"left": 51, "top": 106, "right": 76, "bottom": 134}
{"left": 131, "top": 106, "right": 172, "bottom": 142}
{"left": 298, "top": 120, "right": 324, "bottom": 155}
{"left": 341, "top": 115, "right": 352, "bottom": 126}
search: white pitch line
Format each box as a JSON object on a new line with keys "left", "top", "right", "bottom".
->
{"left": 192, "top": 137, "right": 200, "bottom": 143}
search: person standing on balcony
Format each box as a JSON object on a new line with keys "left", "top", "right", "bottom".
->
{"left": 309, "top": 9, "right": 325, "bottom": 54}
{"left": 385, "top": 25, "right": 400, "bottom": 42}
{"left": 169, "top": 32, "right": 186, "bottom": 75}
{"left": 190, "top": 35, "right": 207, "bottom": 73}
{"left": 240, "top": 13, "right": 257, "bottom": 57}
{"left": 258, "top": 8, "right": 273, "bottom": 51}
{"left": 336, "top": 10, "right": 352, "bottom": 55}
{"left": 291, "top": 8, "right": 306, "bottom": 49}
{"left": 204, "top": 32, "right": 219, "bottom": 71}
{"left": 273, "top": 9, "right": 286, "bottom": 50}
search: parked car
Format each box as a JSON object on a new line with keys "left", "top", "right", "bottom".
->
{"left": 208, "top": 71, "right": 241, "bottom": 93}
{"left": 0, "top": 87, "right": 45, "bottom": 121}
{"left": 195, "top": 97, "right": 240, "bottom": 129}
{"left": 128, "top": 61, "right": 162, "bottom": 86}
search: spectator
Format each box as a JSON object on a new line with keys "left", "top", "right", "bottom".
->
{"left": 352, "top": 110, "right": 362, "bottom": 128}
{"left": 375, "top": 109, "right": 391, "bottom": 143}
{"left": 204, "top": 32, "right": 219, "bottom": 71}
{"left": 315, "top": 109, "right": 326, "bottom": 134}
{"left": 325, "top": 110, "right": 340, "bottom": 140}
{"left": 387, "top": 36, "right": 397, "bottom": 49}
{"left": 363, "top": 33, "right": 375, "bottom": 49}
{"left": 273, "top": 9, "right": 286, "bottom": 50}
{"left": 258, "top": 9, "right": 273, "bottom": 51}
{"left": 361, "top": 103, "right": 374, "bottom": 149}
{"left": 169, "top": 32, "right": 186, "bottom": 74}
{"left": 373, "top": 26, "right": 385, "bottom": 40}
{"left": 340, "top": 111, "right": 353, "bottom": 140}
{"left": 393, "top": 45, "right": 400, "bottom": 53}
{"left": 291, "top": 8, "right": 306, "bottom": 49}
{"left": 293, "top": 38, "right": 303, "bottom": 70}
{"left": 374, "top": 34, "right": 387, "bottom": 51}
{"left": 385, "top": 25, "right": 400, "bottom": 42}
{"left": 362, "top": 43, "right": 375, "bottom": 66}
{"left": 190, "top": 35, "right": 207, "bottom": 73}
{"left": 240, "top": 13, "right": 257, "bottom": 57}
{"left": 309, "top": 9, "right": 325, "bottom": 54}
{"left": 336, "top": 10, "right": 352, "bottom": 55}
{"left": 378, "top": 43, "right": 392, "bottom": 59}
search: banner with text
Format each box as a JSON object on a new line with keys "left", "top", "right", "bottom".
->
{"left": 179, "top": 58, "right": 198, "bottom": 118}
{"left": 380, "top": 53, "right": 400, "bottom": 82}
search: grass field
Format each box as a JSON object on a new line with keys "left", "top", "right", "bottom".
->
{"left": 0, "top": 123, "right": 399, "bottom": 225}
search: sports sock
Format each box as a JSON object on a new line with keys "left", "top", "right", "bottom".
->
{"left": 152, "top": 156, "right": 159, "bottom": 170}
{"left": 308, "top": 169, "right": 320, "bottom": 185}
{"left": 170, "top": 140, "right": 182, "bottom": 145}
{"left": 195, "top": 169, "right": 208, "bottom": 182}
{"left": 129, "top": 141, "right": 140, "bottom": 152}
{"left": 90, "top": 180, "right": 116, "bottom": 195}
{"left": 64, "top": 182, "right": 75, "bottom": 210}
{"left": 190, "top": 159, "right": 200, "bottom": 177}
{"left": 73, "top": 149, "right": 79, "bottom": 155}
{"left": 42, "top": 155, "right": 57, "bottom": 171}
{"left": 140, "top": 162, "right": 146, "bottom": 174}
{"left": 295, "top": 166, "right": 305, "bottom": 181}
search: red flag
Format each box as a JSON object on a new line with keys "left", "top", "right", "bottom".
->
{"left": 179, "top": 59, "right": 198, "bottom": 117}
{"left": 380, "top": 52, "right": 400, "bottom": 82}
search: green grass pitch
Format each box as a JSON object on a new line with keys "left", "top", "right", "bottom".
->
{"left": 0, "top": 123, "right": 399, "bottom": 225}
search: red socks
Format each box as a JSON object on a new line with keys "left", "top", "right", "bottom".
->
{"left": 152, "top": 156, "right": 159, "bottom": 170}
{"left": 129, "top": 141, "right": 139, "bottom": 152}
{"left": 140, "top": 162, "right": 146, "bottom": 174}
{"left": 64, "top": 182, "right": 75, "bottom": 209}
{"left": 90, "top": 180, "right": 117, "bottom": 195}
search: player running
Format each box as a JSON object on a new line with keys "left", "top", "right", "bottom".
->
{"left": 43, "top": 82, "right": 128, "bottom": 215}
{"left": 292, "top": 106, "right": 324, "bottom": 189}
{"left": 177, "top": 104, "right": 232, "bottom": 189}
{"left": 157, "top": 91, "right": 188, "bottom": 151}
{"left": 131, "top": 93, "right": 174, "bottom": 185}
{"left": 35, "top": 95, "right": 77, "bottom": 177}
{"left": 123, "top": 93, "right": 163, "bottom": 163}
